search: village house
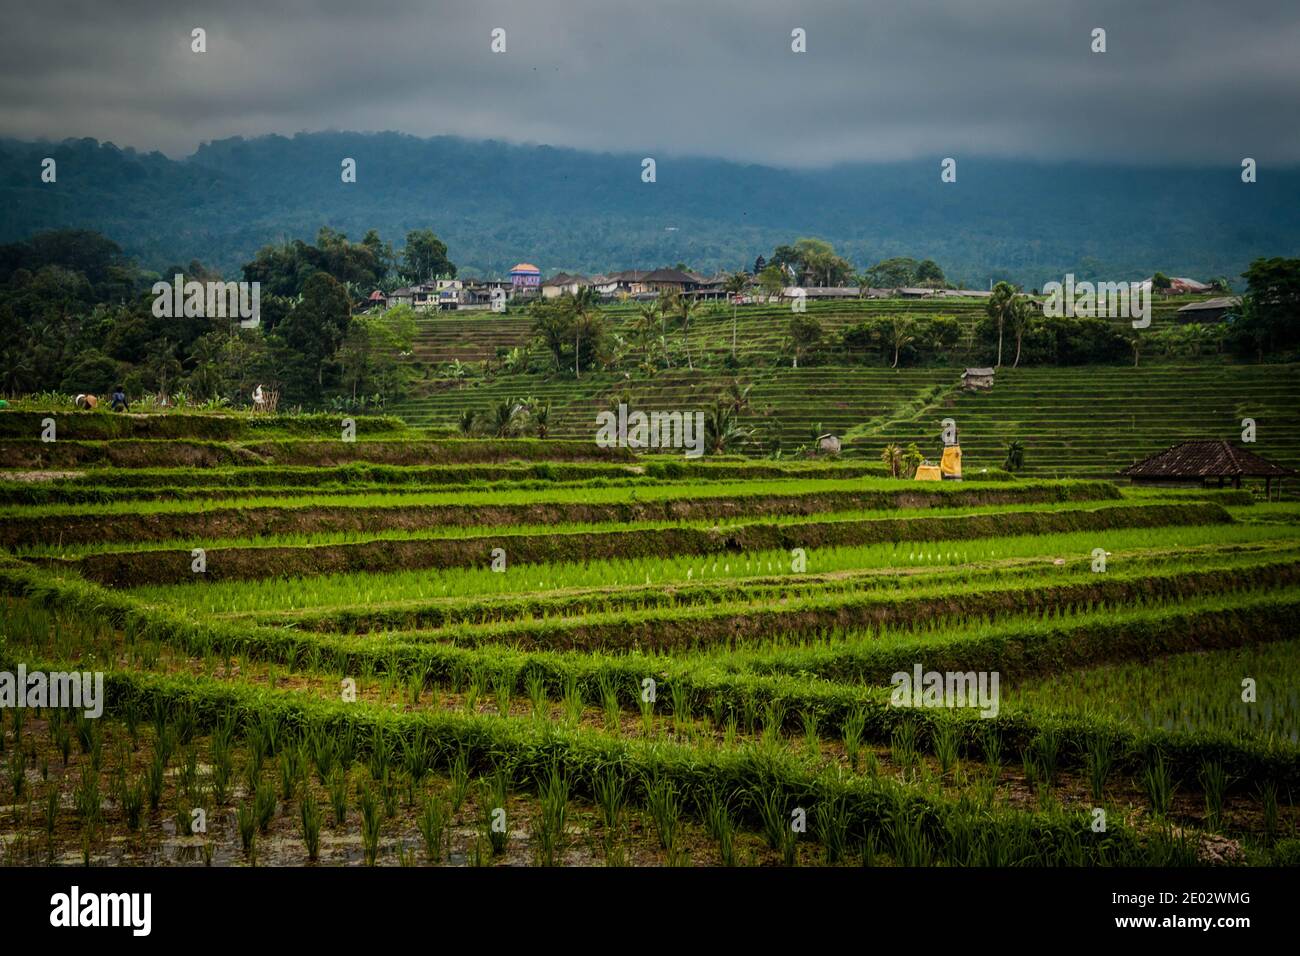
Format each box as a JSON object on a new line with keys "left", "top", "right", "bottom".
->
{"left": 685, "top": 273, "right": 732, "bottom": 301}
{"left": 596, "top": 270, "right": 649, "bottom": 296}
{"left": 385, "top": 280, "right": 462, "bottom": 312}
{"left": 509, "top": 263, "right": 542, "bottom": 297}
{"left": 639, "top": 268, "right": 699, "bottom": 296}
{"left": 935, "top": 289, "right": 994, "bottom": 300}
{"left": 590, "top": 269, "right": 699, "bottom": 298}
{"left": 458, "top": 278, "right": 509, "bottom": 307}
{"left": 1176, "top": 296, "right": 1240, "bottom": 323}
{"left": 541, "top": 273, "right": 593, "bottom": 299}
{"left": 1139, "top": 276, "right": 1214, "bottom": 295}
{"left": 801, "top": 286, "right": 860, "bottom": 300}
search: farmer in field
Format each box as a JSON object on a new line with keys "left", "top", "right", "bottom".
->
{"left": 109, "top": 384, "right": 129, "bottom": 412}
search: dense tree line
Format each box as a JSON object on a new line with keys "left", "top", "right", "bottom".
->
{"left": 2, "top": 225, "right": 1295, "bottom": 407}
{"left": 0, "top": 227, "right": 437, "bottom": 407}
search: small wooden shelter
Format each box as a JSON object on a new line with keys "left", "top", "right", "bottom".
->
{"left": 962, "top": 368, "right": 995, "bottom": 390}
{"left": 1121, "top": 440, "right": 1295, "bottom": 496}
{"left": 1176, "top": 296, "right": 1239, "bottom": 324}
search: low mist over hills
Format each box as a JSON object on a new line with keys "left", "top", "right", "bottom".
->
{"left": 1, "top": 131, "right": 1296, "bottom": 285}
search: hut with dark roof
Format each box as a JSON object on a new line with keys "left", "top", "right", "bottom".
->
{"left": 1176, "top": 296, "right": 1240, "bottom": 323}
{"left": 1121, "top": 440, "right": 1295, "bottom": 495}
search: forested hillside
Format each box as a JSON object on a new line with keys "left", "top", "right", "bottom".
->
{"left": 2, "top": 132, "right": 1297, "bottom": 284}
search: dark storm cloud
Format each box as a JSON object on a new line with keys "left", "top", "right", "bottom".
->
{"left": 0, "top": 0, "right": 1296, "bottom": 166}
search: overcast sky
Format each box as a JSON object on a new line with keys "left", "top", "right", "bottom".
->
{"left": 1, "top": 0, "right": 1297, "bottom": 168}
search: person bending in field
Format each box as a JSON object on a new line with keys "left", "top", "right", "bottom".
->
{"left": 109, "top": 385, "right": 129, "bottom": 412}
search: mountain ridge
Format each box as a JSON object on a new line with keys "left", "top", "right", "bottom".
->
{"left": 1, "top": 131, "right": 1296, "bottom": 285}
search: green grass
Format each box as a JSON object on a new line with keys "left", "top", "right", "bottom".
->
{"left": 0, "top": 475, "right": 1112, "bottom": 519}
{"left": 12, "top": 494, "right": 1155, "bottom": 558}
{"left": 125, "top": 520, "right": 1297, "bottom": 615}
{"left": 1010, "top": 640, "right": 1300, "bottom": 743}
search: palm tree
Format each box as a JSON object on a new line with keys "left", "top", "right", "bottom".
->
{"left": 634, "top": 303, "right": 659, "bottom": 365}
{"left": 1003, "top": 439, "right": 1025, "bottom": 473}
{"left": 902, "top": 443, "right": 924, "bottom": 478}
{"left": 570, "top": 286, "right": 599, "bottom": 378}
{"left": 725, "top": 379, "right": 753, "bottom": 414}
{"left": 489, "top": 398, "right": 526, "bottom": 438}
{"left": 704, "top": 399, "right": 754, "bottom": 454}
{"left": 458, "top": 409, "right": 478, "bottom": 435}
{"left": 675, "top": 294, "right": 699, "bottom": 371}
{"left": 889, "top": 317, "right": 916, "bottom": 368}
{"left": 655, "top": 292, "right": 677, "bottom": 366}
{"left": 880, "top": 443, "right": 903, "bottom": 478}
{"left": 1011, "top": 298, "right": 1036, "bottom": 368}
{"left": 723, "top": 271, "right": 748, "bottom": 358}
{"left": 531, "top": 400, "right": 551, "bottom": 439}
{"left": 987, "top": 281, "right": 1019, "bottom": 368}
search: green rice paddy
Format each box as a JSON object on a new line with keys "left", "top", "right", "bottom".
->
{"left": 1, "top": 404, "right": 1298, "bottom": 868}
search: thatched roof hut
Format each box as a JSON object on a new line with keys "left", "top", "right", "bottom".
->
{"left": 1121, "top": 440, "right": 1295, "bottom": 493}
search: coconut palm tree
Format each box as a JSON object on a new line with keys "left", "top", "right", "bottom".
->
{"left": 725, "top": 379, "right": 753, "bottom": 415}
{"left": 674, "top": 294, "right": 699, "bottom": 371}
{"left": 1010, "top": 297, "right": 1036, "bottom": 368}
{"left": 704, "top": 399, "right": 754, "bottom": 454}
{"left": 723, "top": 271, "right": 749, "bottom": 358}
{"left": 987, "top": 281, "right": 1019, "bottom": 368}
{"left": 889, "top": 317, "right": 916, "bottom": 368}
{"left": 634, "top": 303, "right": 660, "bottom": 365}
{"left": 489, "top": 398, "right": 527, "bottom": 438}
{"left": 569, "top": 286, "right": 600, "bottom": 378}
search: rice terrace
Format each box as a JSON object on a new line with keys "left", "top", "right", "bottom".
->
{"left": 3, "top": 336, "right": 1300, "bottom": 874}
{"left": 5, "top": 2, "right": 1300, "bottom": 938}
